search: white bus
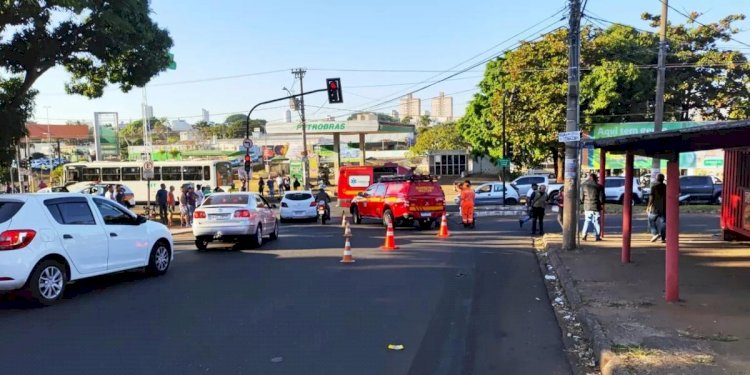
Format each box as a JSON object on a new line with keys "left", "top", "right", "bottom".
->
{"left": 63, "top": 160, "right": 235, "bottom": 204}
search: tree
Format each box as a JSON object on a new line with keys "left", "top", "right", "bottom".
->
{"left": 458, "top": 13, "right": 750, "bottom": 178}
{"left": 0, "top": 1, "right": 173, "bottom": 162}
{"left": 224, "top": 114, "right": 266, "bottom": 136}
{"left": 402, "top": 116, "right": 413, "bottom": 124}
{"left": 346, "top": 112, "right": 401, "bottom": 123}
{"left": 118, "top": 118, "right": 171, "bottom": 147}
{"left": 408, "top": 122, "right": 468, "bottom": 156}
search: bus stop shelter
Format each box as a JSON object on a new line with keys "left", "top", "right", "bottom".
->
{"left": 591, "top": 119, "right": 750, "bottom": 302}
{"left": 265, "top": 117, "right": 415, "bottom": 171}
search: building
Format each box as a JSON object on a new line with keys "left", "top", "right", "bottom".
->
{"left": 170, "top": 119, "right": 191, "bottom": 132}
{"left": 399, "top": 94, "right": 421, "bottom": 120}
{"left": 431, "top": 92, "right": 453, "bottom": 122}
{"left": 25, "top": 123, "right": 91, "bottom": 156}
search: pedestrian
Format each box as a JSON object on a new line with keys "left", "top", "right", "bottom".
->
{"left": 267, "top": 177, "right": 275, "bottom": 197}
{"left": 276, "top": 175, "right": 284, "bottom": 196}
{"left": 195, "top": 184, "right": 204, "bottom": 207}
{"left": 104, "top": 185, "right": 116, "bottom": 200}
{"left": 186, "top": 187, "right": 197, "bottom": 225}
{"left": 214, "top": 186, "right": 223, "bottom": 193}
{"left": 293, "top": 177, "right": 301, "bottom": 191}
{"left": 5, "top": 183, "right": 11, "bottom": 194}
{"left": 530, "top": 184, "right": 548, "bottom": 236}
{"left": 156, "top": 183, "right": 168, "bottom": 225}
{"left": 519, "top": 183, "right": 539, "bottom": 228}
{"left": 556, "top": 186, "right": 565, "bottom": 228}
{"left": 647, "top": 173, "right": 667, "bottom": 243}
{"left": 115, "top": 185, "right": 125, "bottom": 205}
{"left": 179, "top": 186, "right": 189, "bottom": 227}
{"left": 580, "top": 173, "right": 604, "bottom": 241}
{"left": 283, "top": 176, "right": 291, "bottom": 192}
{"left": 167, "top": 185, "right": 176, "bottom": 226}
{"left": 38, "top": 180, "right": 47, "bottom": 190}
{"left": 460, "top": 180, "right": 476, "bottom": 228}
{"left": 258, "top": 177, "right": 265, "bottom": 196}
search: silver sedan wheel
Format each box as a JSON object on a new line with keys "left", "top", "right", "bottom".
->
{"left": 256, "top": 226, "right": 263, "bottom": 245}
{"left": 155, "top": 245, "right": 170, "bottom": 272}
{"left": 39, "top": 266, "right": 64, "bottom": 300}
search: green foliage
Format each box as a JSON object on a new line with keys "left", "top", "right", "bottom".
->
{"left": 458, "top": 13, "right": 750, "bottom": 173}
{"left": 346, "top": 112, "right": 401, "bottom": 123}
{"left": 401, "top": 116, "right": 413, "bottom": 124}
{"left": 408, "top": 122, "right": 467, "bottom": 156}
{"left": 118, "top": 118, "right": 171, "bottom": 146}
{"left": 417, "top": 115, "right": 431, "bottom": 133}
{"left": 0, "top": 0, "right": 173, "bottom": 162}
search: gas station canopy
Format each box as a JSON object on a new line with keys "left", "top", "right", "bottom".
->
{"left": 265, "top": 120, "right": 415, "bottom": 135}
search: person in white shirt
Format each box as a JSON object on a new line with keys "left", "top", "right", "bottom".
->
{"left": 195, "top": 184, "right": 204, "bottom": 206}
{"left": 104, "top": 185, "right": 116, "bottom": 201}
{"left": 276, "top": 176, "right": 284, "bottom": 196}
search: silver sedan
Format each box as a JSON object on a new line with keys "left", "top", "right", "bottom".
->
{"left": 192, "top": 193, "right": 279, "bottom": 250}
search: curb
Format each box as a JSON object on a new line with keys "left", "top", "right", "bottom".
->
{"left": 169, "top": 228, "right": 192, "bottom": 235}
{"left": 535, "top": 236, "right": 616, "bottom": 375}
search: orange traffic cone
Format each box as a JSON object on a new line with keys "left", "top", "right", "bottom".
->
{"left": 343, "top": 221, "right": 352, "bottom": 237}
{"left": 340, "top": 236, "right": 355, "bottom": 263}
{"left": 437, "top": 213, "right": 450, "bottom": 238}
{"left": 380, "top": 221, "right": 399, "bottom": 251}
{"left": 341, "top": 211, "right": 348, "bottom": 227}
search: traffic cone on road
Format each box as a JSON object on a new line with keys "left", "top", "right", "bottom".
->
{"left": 340, "top": 236, "right": 355, "bottom": 264}
{"left": 380, "top": 221, "right": 399, "bottom": 251}
{"left": 343, "top": 221, "right": 352, "bottom": 237}
{"left": 341, "top": 211, "right": 348, "bottom": 227}
{"left": 437, "top": 213, "right": 450, "bottom": 239}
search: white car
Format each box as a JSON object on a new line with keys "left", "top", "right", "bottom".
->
{"left": 280, "top": 191, "right": 318, "bottom": 221}
{"left": 453, "top": 182, "right": 520, "bottom": 205}
{"left": 604, "top": 177, "right": 643, "bottom": 204}
{"left": 192, "top": 193, "right": 279, "bottom": 251}
{"left": 39, "top": 182, "right": 137, "bottom": 208}
{"left": 0, "top": 194, "right": 173, "bottom": 305}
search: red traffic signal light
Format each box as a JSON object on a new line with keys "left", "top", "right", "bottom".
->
{"left": 244, "top": 154, "right": 251, "bottom": 162}
{"left": 326, "top": 78, "right": 343, "bottom": 104}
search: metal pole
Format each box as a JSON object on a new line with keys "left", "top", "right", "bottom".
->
{"left": 622, "top": 151, "right": 634, "bottom": 263}
{"left": 15, "top": 143, "right": 23, "bottom": 193}
{"left": 651, "top": 0, "right": 668, "bottom": 180}
{"left": 599, "top": 150, "right": 606, "bottom": 238}
{"left": 665, "top": 157, "right": 680, "bottom": 302}
{"left": 502, "top": 91, "right": 507, "bottom": 207}
{"left": 293, "top": 68, "right": 310, "bottom": 189}
{"left": 9, "top": 147, "right": 15, "bottom": 192}
{"left": 562, "top": 0, "right": 581, "bottom": 250}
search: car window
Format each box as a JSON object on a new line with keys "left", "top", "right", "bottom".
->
{"left": 93, "top": 199, "right": 135, "bottom": 225}
{"left": 285, "top": 193, "right": 313, "bottom": 201}
{"left": 493, "top": 184, "right": 505, "bottom": 192}
{"left": 257, "top": 195, "right": 271, "bottom": 209}
{"left": 515, "top": 177, "right": 529, "bottom": 185}
{"left": 364, "top": 184, "right": 377, "bottom": 195}
{"left": 477, "top": 185, "right": 492, "bottom": 193}
{"left": 374, "top": 184, "right": 387, "bottom": 196}
{"left": 531, "top": 177, "right": 546, "bottom": 184}
{"left": 0, "top": 201, "right": 24, "bottom": 224}
{"left": 605, "top": 179, "right": 623, "bottom": 188}
{"left": 47, "top": 202, "right": 97, "bottom": 225}
{"left": 203, "top": 194, "right": 249, "bottom": 205}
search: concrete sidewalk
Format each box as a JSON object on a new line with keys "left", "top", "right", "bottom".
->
{"left": 537, "top": 232, "right": 750, "bottom": 374}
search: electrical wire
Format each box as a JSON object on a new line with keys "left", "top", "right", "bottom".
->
{"left": 660, "top": 0, "right": 750, "bottom": 49}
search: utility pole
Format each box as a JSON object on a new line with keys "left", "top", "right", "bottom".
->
{"left": 292, "top": 68, "right": 310, "bottom": 189}
{"left": 651, "top": 0, "right": 668, "bottom": 180}
{"left": 502, "top": 91, "right": 508, "bottom": 207}
{"left": 562, "top": 0, "right": 582, "bottom": 251}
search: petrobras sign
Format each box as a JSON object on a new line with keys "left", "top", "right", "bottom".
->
{"left": 295, "top": 122, "right": 347, "bottom": 132}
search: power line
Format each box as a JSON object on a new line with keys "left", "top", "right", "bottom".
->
{"left": 660, "top": 0, "right": 750, "bottom": 49}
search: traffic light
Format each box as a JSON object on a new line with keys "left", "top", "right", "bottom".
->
{"left": 244, "top": 154, "right": 252, "bottom": 173}
{"left": 326, "top": 78, "right": 343, "bottom": 104}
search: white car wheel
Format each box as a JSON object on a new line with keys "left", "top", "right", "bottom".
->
{"left": 147, "top": 242, "right": 171, "bottom": 276}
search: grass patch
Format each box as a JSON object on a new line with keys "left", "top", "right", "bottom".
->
{"left": 611, "top": 344, "right": 715, "bottom": 372}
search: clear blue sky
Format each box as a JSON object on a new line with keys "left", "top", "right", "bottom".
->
{"left": 30, "top": 0, "right": 749, "bottom": 125}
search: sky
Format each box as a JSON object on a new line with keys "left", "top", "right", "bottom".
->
{"left": 28, "top": 0, "right": 750, "bottom": 126}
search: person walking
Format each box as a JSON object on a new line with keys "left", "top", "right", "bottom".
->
{"left": 195, "top": 184, "right": 204, "bottom": 207}
{"left": 647, "top": 173, "right": 667, "bottom": 243}
{"left": 179, "top": 187, "right": 189, "bottom": 227}
{"left": 156, "top": 184, "right": 168, "bottom": 225}
{"left": 530, "top": 184, "right": 549, "bottom": 236}
{"left": 267, "top": 177, "right": 275, "bottom": 198}
{"left": 258, "top": 177, "right": 265, "bottom": 196}
{"left": 293, "top": 177, "right": 301, "bottom": 191}
{"left": 167, "top": 185, "right": 176, "bottom": 226}
{"left": 276, "top": 175, "right": 284, "bottom": 197}
{"left": 556, "top": 186, "right": 565, "bottom": 228}
{"left": 580, "top": 173, "right": 604, "bottom": 241}
{"left": 186, "top": 187, "right": 197, "bottom": 225}
{"left": 519, "top": 183, "right": 539, "bottom": 228}
{"left": 283, "top": 176, "right": 291, "bottom": 193}
{"left": 104, "top": 185, "right": 116, "bottom": 201}
{"left": 459, "top": 181, "right": 476, "bottom": 228}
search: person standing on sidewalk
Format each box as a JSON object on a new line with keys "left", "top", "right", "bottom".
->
{"left": 186, "top": 187, "right": 197, "bottom": 225}
{"left": 647, "top": 173, "right": 667, "bottom": 243}
{"left": 267, "top": 177, "right": 275, "bottom": 197}
{"left": 167, "top": 185, "right": 176, "bottom": 226}
{"left": 555, "top": 186, "right": 565, "bottom": 228}
{"left": 530, "top": 185, "right": 548, "bottom": 236}
{"left": 156, "top": 184, "right": 168, "bottom": 225}
{"left": 195, "top": 184, "right": 204, "bottom": 207}
{"left": 276, "top": 175, "right": 284, "bottom": 197}
{"left": 258, "top": 177, "right": 265, "bottom": 196}
{"left": 179, "top": 187, "right": 189, "bottom": 227}
{"left": 580, "top": 173, "right": 604, "bottom": 241}
{"left": 519, "top": 183, "right": 539, "bottom": 228}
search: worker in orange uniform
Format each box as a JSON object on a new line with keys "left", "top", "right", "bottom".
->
{"left": 460, "top": 180, "right": 476, "bottom": 229}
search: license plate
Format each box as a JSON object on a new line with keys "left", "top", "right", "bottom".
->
{"left": 294, "top": 211, "right": 305, "bottom": 216}
{"left": 209, "top": 214, "right": 228, "bottom": 220}
{"left": 420, "top": 212, "right": 432, "bottom": 218}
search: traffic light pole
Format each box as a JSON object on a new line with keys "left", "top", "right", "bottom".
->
{"left": 243, "top": 89, "right": 327, "bottom": 190}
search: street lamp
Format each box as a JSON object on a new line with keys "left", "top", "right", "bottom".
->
{"left": 43, "top": 106, "right": 52, "bottom": 154}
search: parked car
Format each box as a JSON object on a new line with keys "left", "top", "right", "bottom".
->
{"left": 350, "top": 175, "right": 445, "bottom": 229}
{"left": 0, "top": 194, "right": 172, "bottom": 305}
{"left": 453, "top": 182, "right": 520, "bottom": 206}
{"left": 279, "top": 191, "right": 318, "bottom": 221}
{"left": 192, "top": 193, "right": 279, "bottom": 251}
{"left": 603, "top": 177, "right": 643, "bottom": 204}
{"left": 511, "top": 175, "right": 563, "bottom": 200}
{"left": 680, "top": 176, "right": 722, "bottom": 204}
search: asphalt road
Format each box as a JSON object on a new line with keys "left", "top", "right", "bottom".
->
{"left": 0, "top": 215, "right": 571, "bottom": 375}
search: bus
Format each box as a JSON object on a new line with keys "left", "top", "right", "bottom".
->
{"left": 63, "top": 160, "right": 235, "bottom": 204}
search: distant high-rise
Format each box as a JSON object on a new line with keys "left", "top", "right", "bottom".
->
{"left": 431, "top": 92, "right": 453, "bottom": 122}
{"left": 202, "top": 109, "right": 210, "bottom": 123}
{"left": 399, "top": 94, "right": 421, "bottom": 120}
{"left": 391, "top": 110, "right": 399, "bottom": 120}
{"left": 284, "top": 109, "right": 292, "bottom": 123}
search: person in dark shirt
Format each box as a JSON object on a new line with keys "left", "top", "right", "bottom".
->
{"left": 315, "top": 186, "right": 331, "bottom": 219}
{"left": 156, "top": 184, "right": 168, "bottom": 225}
{"left": 647, "top": 174, "right": 667, "bottom": 242}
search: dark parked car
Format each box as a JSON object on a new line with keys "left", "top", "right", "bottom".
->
{"left": 680, "top": 176, "right": 722, "bottom": 204}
